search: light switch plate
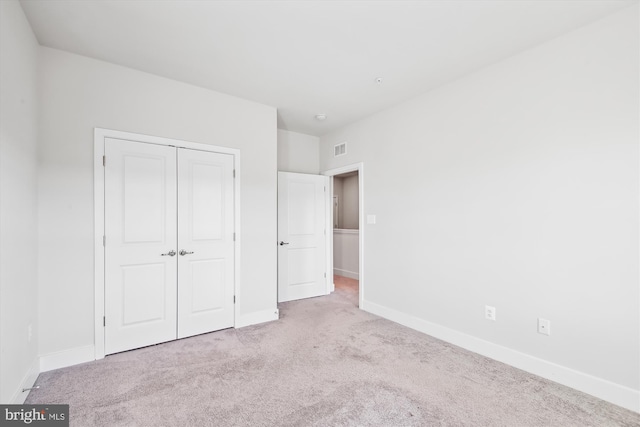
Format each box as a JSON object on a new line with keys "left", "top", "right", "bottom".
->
{"left": 485, "top": 305, "right": 496, "bottom": 321}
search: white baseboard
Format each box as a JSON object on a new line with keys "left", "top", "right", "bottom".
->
{"left": 10, "top": 358, "right": 40, "bottom": 404}
{"left": 334, "top": 268, "right": 359, "bottom": 280}
{"left": 40, "top": 345, "right": 95, "bottom": 373}
{"left": 236, "top": 308, "right": 280, "bottom": 328}
{"left": 361, "top": 299, "right": 640, "bottom": 413}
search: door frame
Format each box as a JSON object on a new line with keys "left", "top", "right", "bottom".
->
{"left": 93, "top": 128, "right": 241, "bottom": 360}
{"left": 322, "top": 162, "right": 364, "bottom": 309}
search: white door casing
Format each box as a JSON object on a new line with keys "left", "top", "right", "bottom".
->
{"left": 177, "top": 148, "right": 235, "bottom": 338}
{"left": 322, "top": 162, "right": 365, "bottom": 308}
{"left": 278, "top": 172, "right": 328, "bottom": 302}
{"left": 104, "top": 138, "right": 178, "bottom": 354}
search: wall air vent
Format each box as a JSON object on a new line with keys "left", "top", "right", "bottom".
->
{"left": 334, "top": 142, "right": 347, "bottom": 157}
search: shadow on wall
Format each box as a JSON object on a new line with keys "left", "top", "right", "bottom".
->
{"left": 333, "top": 172, "right": 359, "bottom": 230}
{"left": 333, "top": 171, "right": 359, "bottom": 280}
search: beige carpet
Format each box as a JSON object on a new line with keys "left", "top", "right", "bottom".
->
{"left": 27, "top": 276, "right": 639, "bottom": 426}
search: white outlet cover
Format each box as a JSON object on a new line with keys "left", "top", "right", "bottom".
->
{"left": 367, "top": 214, "right": 376, "bottom": 224}
{"left": 538, "top": 318, "right": 551, "bottom": 336}
{"left": 485, "top": 305, "right": 496, "bottom": 321}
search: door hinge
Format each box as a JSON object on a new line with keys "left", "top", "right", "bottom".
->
{"left": 233, "top": 232, "right": 236, "bottom": 241}
{"left": 103, "top": 235, "right": 106, "bottom": 246}
{"left": 324, "top": 272, "right": 327, "bottom": 278}
{"left": 233, "top": 296, "right": 236, "bottom": 304}
{"left": 103, "top": 316, "right": 106, "bottom": 327}
{"left": 102, "top": 155, "right": 106, "bottom": 167}
{"left": 233, "top": 169, "right": 236, "bottom": 178}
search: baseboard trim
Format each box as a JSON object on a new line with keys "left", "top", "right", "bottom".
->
{"left": 40, "top": 345, "right": 95, "bottom": 373}
{"left": 9, "top": 358, "right": 40, "bottom": 404}
{"left": 334, "top": 268, "right": 359, "bottom": 280}
{"left": 236, "top": 308, "right": 280, "bottom": 328}
{"left": 361, "top": 299, "right": 639, "bottom": 413}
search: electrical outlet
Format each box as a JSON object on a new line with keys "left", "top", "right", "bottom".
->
{"left": 538, "top": 318, "right": 551, "bottom": 336}
{"left": 485, "top": 305, "right": 496, "bottom": 321}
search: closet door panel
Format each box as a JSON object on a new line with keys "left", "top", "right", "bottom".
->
{"left": 104, "top": 138, "right": 177, "bottom": 355}
{"left": 177, "top": 149, "right": 235, "bottom": 338}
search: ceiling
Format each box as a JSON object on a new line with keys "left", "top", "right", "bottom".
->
{"left": 20, "top": 0, "right": 635, "bottom": 136}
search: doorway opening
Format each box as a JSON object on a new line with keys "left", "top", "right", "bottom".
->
{"left": 323, "top": 163, "right": 364, "bottom": 309}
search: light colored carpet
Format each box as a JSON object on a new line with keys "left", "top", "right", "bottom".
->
{"left": 27, "top": 276, "right": 639, "bottom": 426}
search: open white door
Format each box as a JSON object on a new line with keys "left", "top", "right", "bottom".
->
{"left": 177, "top": 148, "right": 235, "bottom": 338}
{"left": 105, "top": 138, "right": 178, "bottom": 354}
{"left": 278, "top": 172, "right": 328, "bottom": 302}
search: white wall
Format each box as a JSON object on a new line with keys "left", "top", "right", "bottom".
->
{"left": 0, "top": 0, "right": 40, "bottom": 403}
{"left": 38, "top": 47, "right": 277, "bottom": 358}
{"left": 333, "top": 174, "right": 359, "bottom": 229}
{"left": 333, "top": 230, "right": 359, "bottom": 279}
{"left": 342, "top": 175, "right": 359, "bottom": 229}
{"left": 277, "top": 129, "right": 320, "bottom": 174}
{"left": 320, "top": 5, "right": 639, "bottom": 410}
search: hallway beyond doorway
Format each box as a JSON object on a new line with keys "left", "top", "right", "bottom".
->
{"left": 334, "top": 275, "right": 358, "bottom": 307}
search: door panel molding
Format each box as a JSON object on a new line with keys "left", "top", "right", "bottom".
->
{"left": 94, "top": 128, "right": 240, "bottom": 360}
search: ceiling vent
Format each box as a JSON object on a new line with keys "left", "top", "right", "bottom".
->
{"left": 334, "top": 142, "right": 347, "bottom": 157}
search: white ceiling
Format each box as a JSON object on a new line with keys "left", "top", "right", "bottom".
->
{"left": 20, "top": 0, "right": 635, "bottom": 136}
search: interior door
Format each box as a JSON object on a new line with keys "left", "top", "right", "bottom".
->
{"left": 177, "top": 148, "right": 235, "bottom": 338}
{"left": 104, "top": 138, "right": 178, "bottom": 354}
{"left": 278, "top": 172, "right": 328, "bottom": 302}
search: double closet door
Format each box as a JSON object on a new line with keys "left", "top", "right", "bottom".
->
{"left": 104, "top": 138, "right": 234, "bottom": 355}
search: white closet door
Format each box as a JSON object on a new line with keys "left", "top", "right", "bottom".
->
{"left": 177, "top": 149, "right": 235, "bottom": 338}
{"left": 104, "top": 138, "right": 177, "bottom": 355}
{"left": 277, "top": 172, "right": 328, "bottom": 302}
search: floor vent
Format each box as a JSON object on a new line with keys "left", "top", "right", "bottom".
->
{"left": 334, "top": 142, "right": 347, "bottom": 157}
